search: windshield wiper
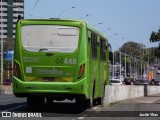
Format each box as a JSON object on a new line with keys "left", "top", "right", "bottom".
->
{"left": 39, "top": 48, "right": 48, "bottom": 52}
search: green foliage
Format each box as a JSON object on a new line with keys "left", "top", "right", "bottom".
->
{"left": 115, "top": 41, "right": 157, "bottom": 68}
{"left": 154, "top": 45, "right": 160, "bottom": 58}
{"left": 149, "top": 29, "right": 160, "bottom": 58}
{"left": 119, "top": 41, "right": 145, "bottom": 59}
{"left": 150, "top": 31, "right": 160, "bottom": 42}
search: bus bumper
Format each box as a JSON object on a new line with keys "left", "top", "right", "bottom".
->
{"left": 13, "top": 76, "right": 87, "bottom": 99}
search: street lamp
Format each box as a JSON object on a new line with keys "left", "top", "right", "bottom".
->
{"left": 109, "top": 33, "right": 118, "bottom": 38}
{"left": 79, "top": 14, "right": 90, "bottom": 20}
{"left": 102, "top": 28, "right": 111, "bottom": 33}
{"left": 58, "top": 6, "right": 75, "bottom": 18}
{"left": 92, "top": 22, "right": 103, "bottom": 26}
{"left": 33, "top": 0, "right": 40, "bottom": 19}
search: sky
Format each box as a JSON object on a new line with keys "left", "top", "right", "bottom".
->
{"left": 24, "top": 0, "right": 160, "bottom": 50}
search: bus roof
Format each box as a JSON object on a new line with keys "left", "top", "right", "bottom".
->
{"left": 18, "top": 18, "right": 108, "bottom": 41}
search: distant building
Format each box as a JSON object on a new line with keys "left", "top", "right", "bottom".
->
{"left": 0, "top": 0, "right": 24, "bottom": 38}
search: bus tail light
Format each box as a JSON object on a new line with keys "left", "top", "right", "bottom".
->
{"left": 78, "top": 64, "right": 85, "bottom": 79}
{"left": 13, "top": 62, "right": 21, "bottom": 77}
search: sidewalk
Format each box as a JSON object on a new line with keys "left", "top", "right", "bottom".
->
{"left": 129, "top": 94, "right": 160, "bottom": 103}
{"left": 0, "top": 85, "right": 13, "bottom": 94}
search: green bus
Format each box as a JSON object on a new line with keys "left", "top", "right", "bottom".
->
{"left": 13, "top": 18, "right": 109, "bottom": 108}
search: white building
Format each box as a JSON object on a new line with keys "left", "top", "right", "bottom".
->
{"left": 0, "top": 0, "right": 24, "bottom": 38}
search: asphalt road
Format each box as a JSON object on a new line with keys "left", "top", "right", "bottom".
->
{"left": 1, "top": 94, "right": 160, "bottom": 120}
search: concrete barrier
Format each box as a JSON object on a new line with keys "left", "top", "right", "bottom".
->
{"left": 1, "top": 85, "right": 160, "bottom": 104}
{"left": 147, "top": 86, "right": 160, "bottom": 95}
{"left": 104, "top": 85, "right": 160, "bottom": 104}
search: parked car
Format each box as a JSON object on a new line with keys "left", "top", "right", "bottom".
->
{"left": 124, "top": 77, "right": 133, "bottom": 85}
{"left": 134, "top": 78, "right": 148, "bottom": 85}
{"left": 110, "top": 79, "right": 123, "bottom": 85}
{"left": 119, "top": 75, "right": 124, "bottom": 82}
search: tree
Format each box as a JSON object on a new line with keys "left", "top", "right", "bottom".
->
{"left": 117, "top": 41, "right": 153, "bottom": 76}
{"left": 119, "top": 41, "right": 145, "bottom": 59}
{"left": 149, "top": 28, "right": 160, "bottom": 58}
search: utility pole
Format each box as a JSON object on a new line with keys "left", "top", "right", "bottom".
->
{"left": 120, "top": 51, "right": 121, "bottom": 77}
{"left": 125, "top": 53, "right": 127, "bottom": 78}
{"left": 112, "top": 51, "right": 114, "bottom": 78}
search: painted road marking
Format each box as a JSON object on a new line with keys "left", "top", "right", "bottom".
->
{"left": 78, "top": 117, "right": 85, "bottom": 119}
{"left": 3, "top": 105, "right": 25, "bottom": 112}
{"left": 0, "top": 99, "right": 12, "bottom": 102}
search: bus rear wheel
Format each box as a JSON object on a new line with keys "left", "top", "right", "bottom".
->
{"left": 97, "top": 83, "right": 105, "bottom": 105}
{"left": 46, "top": 97, "right": 54, "bottom": 105}
{"left": 76, "top": 96, "right": 88, "bottom": 108}
{"left": 27, "top": 95, "right": 45, "bottom": 110}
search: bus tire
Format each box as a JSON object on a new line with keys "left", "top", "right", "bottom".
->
{"left": 46, "top": 97, "right": 54, "bottom": 105}
{"left": 98, "top": 83, "right": 105, "bottom": 105}
{"left": 76, "top": 98, "right": 86, "bottom": 108}
{"left": 27, "top": 96, "right": 34, "bottom": 109}
{"left": 27, "top": 95, "right": 45, "bottom": 110}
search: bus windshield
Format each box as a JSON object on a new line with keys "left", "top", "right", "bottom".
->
{"left": 21, "top": 25, "right": 79, "bottom": 53}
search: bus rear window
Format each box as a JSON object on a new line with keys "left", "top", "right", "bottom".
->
{"left": 21, "top": 25, "right": 79, "bottom": 53}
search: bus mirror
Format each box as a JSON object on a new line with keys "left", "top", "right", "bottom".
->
{"left": 17, "top": 15, "right": 22, "bottom": 22}
{"left": 108, "top": 43, "right": 112, "bottom": 51}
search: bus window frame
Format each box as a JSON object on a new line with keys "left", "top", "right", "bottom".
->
{"left": 91, "top": 33, "right": 98, "bottom": 60}
{"left": 100, "top": 37, "right": 106, "bottom": 62}
{"left": 20, "top": 25, "right": 80, "bottom": 53}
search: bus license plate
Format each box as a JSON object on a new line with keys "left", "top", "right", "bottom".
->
{"left": 43, "top": 77, "right": 55, "bottom": 82}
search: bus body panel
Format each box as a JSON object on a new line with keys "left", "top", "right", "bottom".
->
{"left": 13, "top": 19, "right": 109, "bottom": 102}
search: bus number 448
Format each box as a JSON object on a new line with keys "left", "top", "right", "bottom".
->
{"left": 64, "top": 58, "right": 76, "bottom": 65}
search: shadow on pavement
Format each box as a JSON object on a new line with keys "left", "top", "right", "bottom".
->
{"left": 0, "top": 102, "right": 26, "bottom": 111}
{"left": 28, "top": 102, "right": 88, "bottom": 114}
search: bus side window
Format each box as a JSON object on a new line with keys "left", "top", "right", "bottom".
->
{"left": 88, "top": 30, "right": 91, "bottom": 44}
{"left": 88, "top": 37, "right": 91, "bottom": 44}
{"left": 91, "top": 33, "right": 97, "bottom": 59}
{"left": 100, "top": 38, "right": 106, "bottom": 62}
